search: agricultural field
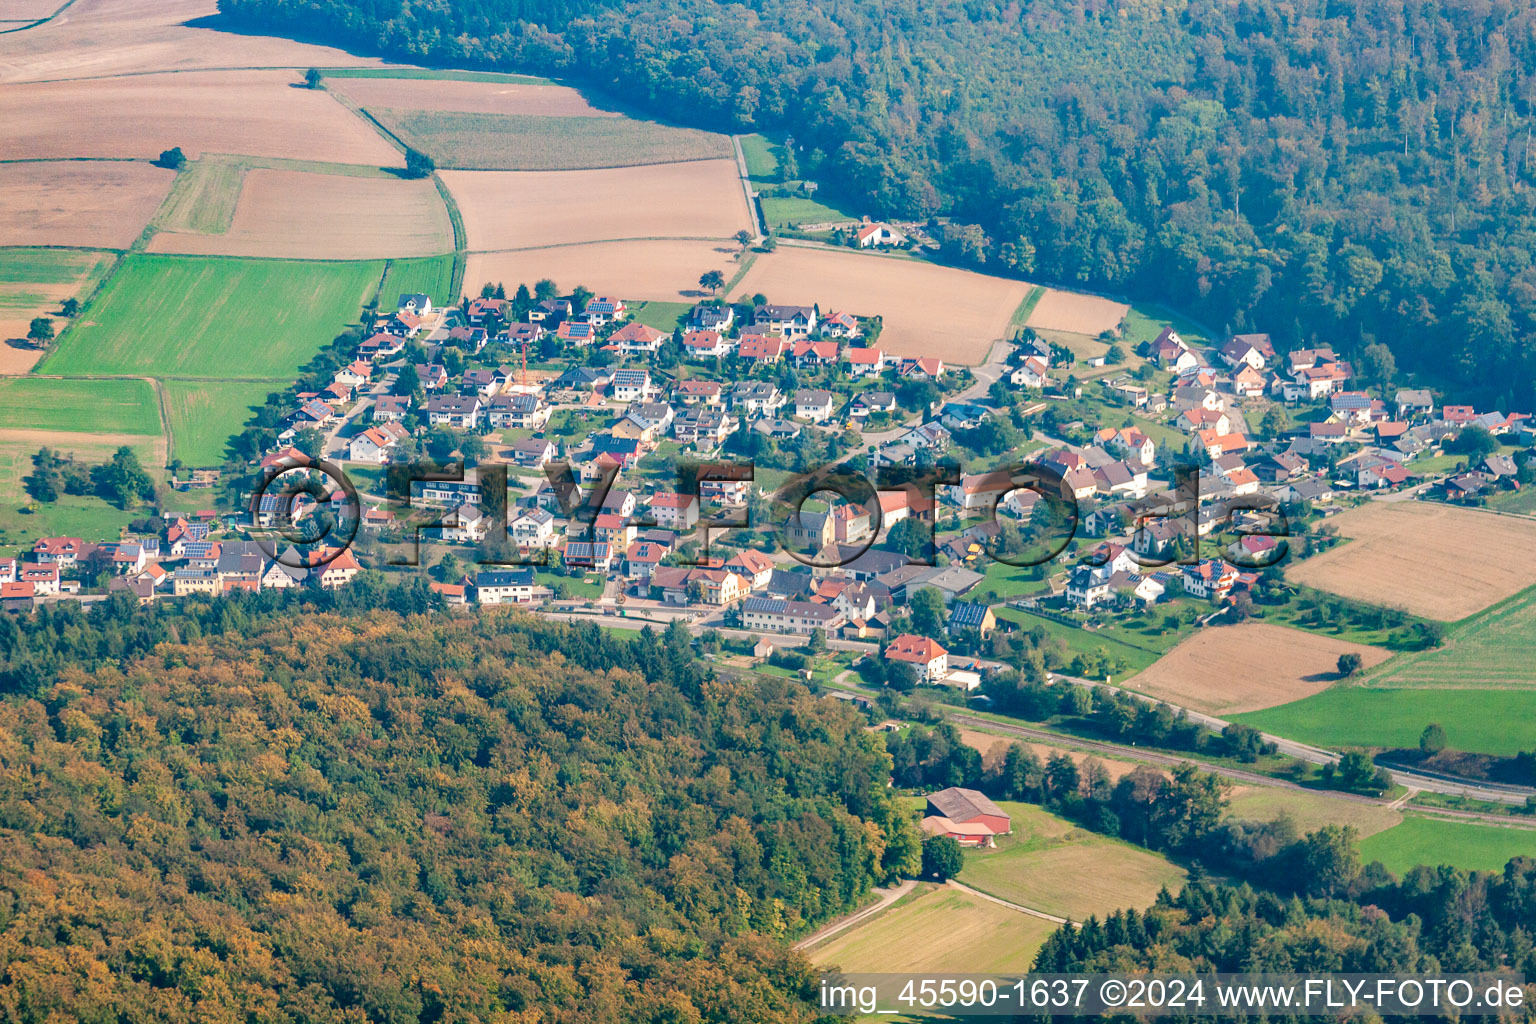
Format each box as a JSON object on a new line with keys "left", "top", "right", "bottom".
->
{"left": 959, "top": 727, "right": 1145, "bottom": 783}
{"left": 1223, "top": 785, "right": 1403, "bottom": 839}
{"left": 807, "top": 886, "right": 1055, "bottom": 974}
{"left": 151, "top": 157, "right": 247, "bottom": 234}
{"left": 42, "top": 254, "right": 382, "bottom": 379}
{"left": 1124, "top": 621, "right": 1391, "bottom": 714}
{"left": 1358, "top": 816, "right": 1536, "bottom": 875}
{"left": 733, "top": 247, "right": 1033, "bottom": 363}
{"left": 466, "top": 240, "right": 742, "bottom": 305}
{"left": 149, "top": 168, "right": 453, "bottom": 259}
{"left": 1373, "top": 588, "right": 1536, "bottom": 690}
{"left": 738, "top": 133, "right": 781, "bottom": 181}
{"left": 444, "top": 160, "right": 752, "bottom": 250}
{"left": 0, "top": 160, "right": 175, "bottom": 248}
{"left": 4, "top": 0, "right": 71, "bottom": 18}
{"left": 1286, "top": 501, "right": 1536, "bottom": 620}
{"left": 162, "top": 379, "right": 275, "bottom": 467}
{"left": 759, "top": 195, "right": 859, "bottom": 229}
{"left": 1233, "top": 686, "right": 1536, "bottom": 758}
{"left": 381, "top": 255, "right": 459, "bottom": 308}
{"left": 2, "top": 70, "right": 400, "bottom": 164}
{"left": 328, "top": 74, "right": 607, "bottom": 117}
{"left": 0, "top": 377, "right": 161, "bottom": 435}
{"left": 956, "top": 802, "right": 1186, "bottom": 920}
{"left": 369, "top": 108, "right": 733, "bottom": 171}
{"left": 321, "top": 69, "right": 549, "bottom": 84}
{"left": 0, "top": 248, "right": 115, "bottom": 372}
{"left": 1024, "top": 288, "right": 1129, "bottom": 336}
{"left": 0, "top": 0, "right": 384, "bottom": 85}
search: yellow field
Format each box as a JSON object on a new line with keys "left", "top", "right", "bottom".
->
{"left": 733, "top": 247, "right": 1032, "bottom": 364}
{"left": 0, "top": 160, "right": 175, "bottom": 249}
{"left": 444, "top": 160, "right": 752, "bottom": 251}
{"left": 1224, "top": 785, "right": 1403, "bottom": 838}
{"left": 1025, "top": 288, "right": 1128, "bottom": 335}
{"left": 0, "top": 0, "right": 384, "bottom": 84}
{"left": 465, "top": 239, "right": 745, "bottom": 302}
{"left": 1125, "top": 621, "right": 1390, "bottom": 714}
{"left": 149, "top": 168, "right": 454, "bottom": 259}
{"left": 1287, "top": 501, "right": 1536, "bottom": 620}
{"left": 1, "top": 70, "right": 400, "bottom": 163}
{"left": 808, "top": 886, "right": 1055, "bottom": 974}
{"left": 957, "top": 802, "right": 1186, "bottom": 920}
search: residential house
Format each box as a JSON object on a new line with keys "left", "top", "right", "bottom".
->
{"left": 648, "top": 492, "right": 699, "bottom": 531}
{"left": 730, "top": 381, "right": 785, "bottom": 416}
{"left": 486, "top": 392, "right": 549, "bottom": 430}
{"left": 818, "top": 310, "right": 861, "bottom": 338}
{"left": 583, "top": 296, "right": 626, "bottom": 326}
{"left": 1220, "top": 333, "right": 1273, "bottom": 370}
{"left": 1010, "top": 356, "right": 1050, "bottom": 388}
{"left": 682, "top": 329, "right": 731, "bottom": 358}
{"left": 845, "top": 347, "right": 886, "bottom": 377}
{"left": 673, "top": 408, "right": 736, "bottom": 446}
{"left": 527, "top": 298, "right": 572, "bottom": 324}
{"left": 856, "top": 222, "right": 906, "bottom": 247}
{"left": 475, "top": 568, "right": 537, "bottom": 604}
{"left": 792, "top": 338, "right": 841, "bottom": 367}
{"left": 609, "top": 369, "right": 654, "bottom": 403}
{"left": 372, "top": 395, "right": 410, "bottom": 422}
{"left": 885, "top": 633, "right": 949, "bottom": 681}
{"left": 674, "top": 379, "right": 723, "bottom": 406}
{"left": 741, "top": 596, "right": 845, "bottom": 635}
{"left": 851, "top": 391, "right": 897, "bottom": 418}
{"left": 690, "top": 303, "right": 734, "bottom": 330}
{"left": 753, "top": 303, "right": 819, "bottom": 337}
{"left": 508, "top": 438, "right": 557, "bottom": 468}
{"left": 510, "top": 508, "right": 557, "bottom": 550}
{"left": 424, "top": 394, "right": 482, "bottom": 429}
{"left": 348, "top": 422, "right": 410, "bottom": 464}
{"left": 611, "top": 322, "right": 666, "bottom": 355}
{"left": 794, "top": 389, "right": 836, "bottom": 422}
{"left": 737, "top": 334, "right": 787, "bottom": 364}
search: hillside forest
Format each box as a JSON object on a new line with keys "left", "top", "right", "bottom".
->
{"left": 220, "top": 0, "right": 1536, "bottom": 410}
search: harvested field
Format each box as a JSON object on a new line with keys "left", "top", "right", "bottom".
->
{"left": 0, "top": 160, "right": 174, "bottom": 249}
{"left": 43, "top": 254, "right": 382, "bottom": 379}
{"left": 368, "top": 108, "right": 733, "bottom": 171}
{"left": 149, "top": 168, "right": 453, "bottom": 259}
{"left": 1224, "top": 785, "right": 1402, "bottom": 839}
{"left": 0, "top": 248, "right": 114, "bottom": 373}
{"left": 808, "top": 886, "right": 1054, "bottom": 974}
{"left": 1286, "top": 501, "right": 1536, "bottom": 620}
{"left": 958, "top": 802, "right": 1185, "bottom": 920}
{"left": 0, "top": 71, "right": 399, "bottom": 163}
{"left": 732, "top": 247, "right": 1033, "bottom": 364}
{"left": 466, "top": 240, "right": 744, "bottom": 304}
{"left": 4, "top": 0, "right": 69, "bottom": 18}
{"left": 0, "top": 377, "right": 161, "bottom": 435}
{"left": 330, "top": 76, "right": 615, "bottom": 117}
{"left": 1125, "top": 621, "right": 1390, "bottom": 714}
{"left": 0, "top": 0, "right": 385, "bottom": 84}
{"left": 444, "top": 161, "right": 752, "bottom": 251}
{"left": 1025, "top": 288, "right": 1129, "bottom": 335}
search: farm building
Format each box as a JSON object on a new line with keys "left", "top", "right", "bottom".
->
{"left": 921, "top": 787, "right": 1013, "bottom": 847}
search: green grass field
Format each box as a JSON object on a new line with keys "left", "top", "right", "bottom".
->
{"left": 370, "top": 109, "right": 733, "bottom": 170}
{"left": 993, "top": 606, "right": 1182, "bottom": 677}
{"left": 1358, "top": 816, "right": 1536, "bottom": 875}
{"left": 1233, "top": 686, "right": 1536, "bottom": 757}
{"left": 1372, "top": 588, "right": 1536, "bottom": 690}
{"left": 1488, "top": 487, "right": 1536, "bottom": 516}
{"left": 1118, "top": 301, "right": 1214, "bottom": 348}
{"left": 1009, "top": 285, "right": 1046, "bottom": 331}
{"left": 0, "top": 439, "right": 161, "bottom": 556}
{"left": 381, "top": 255, "right": 457, "bottom": 308}
{"left": 0, "top": 377, "right": 160, "bottom": 435}
{"left": 956, "top": 801, "right": 1186, "bottom": 920}
{"left": 627, "top": 300, "right": 691, "bottom": 331}
{"left": 163, "top": 379, "right": 276, "bottom": 467}
{"left": 760, "top": 194, "right": 858, "bottom": 228}
{"left": 152, "top": 159, "right": 246, "bottom": 234}
{"left": 42, "top": 254, "right": 382, "bottom": 379}
{"left": 808, "top": 885, "right": 1055, "bottom": 974}
{"left": 0, "top": 248, "right": 115, "bottom": 290}
{"left": 738, "top": 133, "right": 781, "bottom": 182}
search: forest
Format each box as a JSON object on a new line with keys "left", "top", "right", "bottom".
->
{"left": 220, "top": 0, "right": 1536, "bottom": 408}
{"left": 0, "top": 589, "right": 918, "bottom": 1022}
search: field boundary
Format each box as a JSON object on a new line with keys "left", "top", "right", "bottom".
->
{"left": 0, "top": 0, "right": 79, "bottom": 35}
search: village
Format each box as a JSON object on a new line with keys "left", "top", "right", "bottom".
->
{"left": 3, "top": 281, "right": 1534, "bottom": 695}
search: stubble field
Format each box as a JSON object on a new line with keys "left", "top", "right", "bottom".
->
{"left": 444, "top": 160, "right": 752, "bottom": 251}
{"left": 149, "top": 168, "right": 454, "bottom": 259}
{"left": 1, "top": 70, "right": 400, "bottom": 163}
{"left": 329, "top": 75, "right": 614, "bottom": 117}
{"left": 0, "top": 160, "right": 175, "bottom": 248}
{"left": 1125, "top": 620, "right": 1391, "bottom": 714}
{"left": 466, "top": 239, "right": 743, "bottom": 303}
{"left": 732, "top": 247, "right": 1033, "bottom": 363}
{"left": 1024, "top": 288, "right": 1129, "bottom": 335}
{"left": 1286, "top": 501, "right": 1536, "bottom": 620}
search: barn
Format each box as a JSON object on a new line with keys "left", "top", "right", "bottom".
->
{"left": 924, "top": 787, "right": 1012, "bottom": 837}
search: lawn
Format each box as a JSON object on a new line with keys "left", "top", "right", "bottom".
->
{"left": 1223, "top": 785, "right": 1402, "bottom": 839}
{"left": 956, "top": 801, "right": 1186, "bottom": 920}
{"left": 627, "top": 300, "right": 692, "bottom": 331}
{"left": 163, "top": 379, "right": 276, "bottom": 467}
{"left": 738, "top": 133, "right": 781, "bottom": 182}
{"left": 0, "top": 377, "right": 160, "bottom": 434}
{"left": 371, "top": 109, "right": 733, "bottom": 170}
{"left": 807, "top": 885, "right": 1055, "bottom": 974}
{"left": 381, "top": 255, "right": 458, "bottom": 308}
{"left": 759, "top": 194, "right": 857, "bottom": 228}
{"left": 1358, "top": 815, "right": 1536, "bottom": 875}
{"left": 42, "top": 254, "right": 383, "bottom": 379}
{"left": 1118, "top": 301, "right": 1215, "bottom": 348}
{"left": 1233, "top": 686, "right": 1536, "bottom": 757}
